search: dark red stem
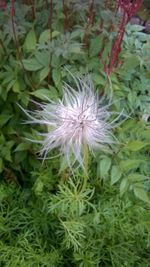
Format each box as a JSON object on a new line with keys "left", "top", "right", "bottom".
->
{"left": 103, "top": 0, "right": 144, "bottom": 75}
{"left": 83, "top": 0, "right": 95, "bottom": 48}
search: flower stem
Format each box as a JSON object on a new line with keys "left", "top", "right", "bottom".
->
{"left": 82, "top": 144, "right": 89, "bottom": 190}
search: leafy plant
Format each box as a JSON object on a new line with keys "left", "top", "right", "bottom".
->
{"left": 0, "top": 1, "right": 149, "bottom": 266}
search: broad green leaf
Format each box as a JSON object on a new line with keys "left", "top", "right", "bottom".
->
{"left": 111, "top": 165, "right": 122, "bottom": 185}
{"left": 127, "top": 173, "right": 149, "bottom": 182}
{"left": 31, "top": 88, "right": 57, "bottom": 100}
{"left": 69, "top": 46, "right": 82, "bottom": 54}
{"left": 39, "top": 30, "right": 60, "bottom": 43}
{"left": 7, "top": 79, "right": 16, "bottom": 92}
{"left": 98, "top": 157, "right": 111, "bottom": 178}
{"left": 127, "top": 91, "right": 138, "bottom": 107}
{"left": 92, "top": 73, "right": 105, "bottom": 86}
{"left": 129, "top": 25, "right": 145, "bottom": 32}
{"left": 7, "top": 141, "right": 15, "bottom": 149}
{"left": 14, "top": 151, "right": 27, "bottom": 164}
{"left": 15, "top": 143, "right": 30, "bottom": 152}
{"left": 134, "top": 187, "right": 150, "bottom": 204}
{"left": 5, "top": 126, "right": 16, "bottom": 135}
{"left": 2, "top": 74, "right": 14, "bottom": 85}
{"left": 89, "top": 36, "right": 103, "bottom": 57}
{"left": 35, "top": 51, "right": 50, "bottom": 67}
{"left": 120, "top": 178, "right": 129, "bottom": 196}
{"left": 141, "top": 129, "right": 150, "bottom": 139}
{"left": 119, "top": 159, "right": 143, "bottom": 172}
{"left": 19, "top": 92, "right": 30, "bottom": 107}
{"left": 28, "top": 155, "right": 40, "bottom": 169}
{"left": 12, "top": 80, "right": 20, "bottom": 93}
{"left": 120, "top": 119, "right": 137, "bottom": 131}
{"left": 23, "top": 28, "right": 36, "bottom": 51}
{"left": 0, "top": 114, "right": 12, "bottom": 127}
{"left": 52, "top": 69, "right": 61, "bottom": 87}
{"left": 23, "top": 58, "right": 43, "bottom": 71}
{"left": 121, "top": 55, "right": 139, "bottom": 70}
{"left": 39, "top": 67, "right": 50, "bottom": 82}
{"left": 2, "top": 147, "right": 12, "bottom": 162}
{"left": 51, "top": 54, "right": 61, "bottom": 68}
{"left": 126, "top": 141, "right": 148, "bottom": 151}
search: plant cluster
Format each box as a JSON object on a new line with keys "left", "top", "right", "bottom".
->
{"left": 0, "top": 1, "right": 150, "bottom": 266}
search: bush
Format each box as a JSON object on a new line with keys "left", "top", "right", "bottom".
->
{"left": 0, "top": 1, "right": 149, "bottom": 266}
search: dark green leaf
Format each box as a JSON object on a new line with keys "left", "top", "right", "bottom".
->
{"left": 120, "top": 178, "right": 129, "bottom": 196}
{"left": 134, "top": 187, "right": 150, "bottom": 204}
{"left": 126, "top": 141, "right": 149, "bottom": 151}
{"left": 15, "top": 143, "right": 30, "bottom": 152}
{"left": 23, "top": 58, "right": 43, "bottom": 71}
{"left": 111, "top": 165, "right": 122, "bottom": 185}
{"left": 23, "top": 28, "right": 36, "bottom": 51}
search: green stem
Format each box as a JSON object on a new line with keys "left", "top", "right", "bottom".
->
{"left": 82, "top": 144, "right": 89, "bottom": 190}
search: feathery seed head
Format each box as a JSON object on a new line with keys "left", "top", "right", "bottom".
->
{"left": 23, "top": 75, "right": 117, "bottom": 169}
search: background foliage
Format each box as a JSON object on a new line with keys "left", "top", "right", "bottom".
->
{"left": 0, "top": 0, "right": 150, "bottom": 266}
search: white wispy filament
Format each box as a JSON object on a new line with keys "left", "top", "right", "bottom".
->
{"left": 22, "top": 76, "right": 119, "bottom": 169}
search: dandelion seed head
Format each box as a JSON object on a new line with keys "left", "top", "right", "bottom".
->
{"left": 23, "top": 75, "right": 119, "bottom": 168}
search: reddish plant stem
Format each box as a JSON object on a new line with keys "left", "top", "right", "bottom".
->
{"left": 86, "top": 0, "right": 95, "bottom": 26}
{"left": 83, "top": 0, "right": 95, "bottom": 49}
{"left": 116, "top": 0, "right": 144, "bottom": 21}
{"left": 0, "top": 1, "right": 7, "bottom": 9}
{"left": 105, "top": 11, "right": 127, "bottom": 75}
{"left": 103, "top": 0, "right": 144, "bottom": 75}
{"left": 31, "top": 0, "right": 36, "bottom": 21}
{"left": 98, "top": 23, "right": 114, "bottom": 60}
{"left": 62, "top": 0, "right": 69, "bottom": 33}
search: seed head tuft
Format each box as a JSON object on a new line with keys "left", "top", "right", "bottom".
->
{"left": 21, "top": 75, "right": 119, "bottom": 169}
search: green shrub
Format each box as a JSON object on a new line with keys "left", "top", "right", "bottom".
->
{"left": 0, "top": 1, "right": 149, "bottom": 266}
